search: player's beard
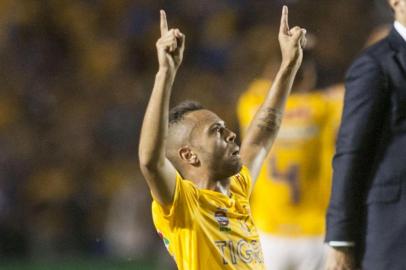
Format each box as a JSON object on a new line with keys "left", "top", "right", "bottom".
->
{"left": 214, "top": 154, "right": 243, "bottom": 180}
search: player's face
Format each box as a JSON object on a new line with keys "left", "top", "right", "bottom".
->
{"left": 187, "top": 110, "right": 242, "bottom": 179}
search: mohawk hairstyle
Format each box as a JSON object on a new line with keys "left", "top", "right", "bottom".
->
{"left": 169, "top": 100, "right": 204, "bottom": 125}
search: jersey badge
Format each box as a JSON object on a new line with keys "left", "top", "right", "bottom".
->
{"left": 215, "top": 208, "right": 231, "bottom": 232}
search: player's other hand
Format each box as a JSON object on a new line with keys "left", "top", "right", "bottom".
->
{"left": 278, "top": 6, "right": 306, "bottom": 70}
{"left": 325, "top": 246, "right": 357, "bottom": 270}
{"left": 156, "top": 10, "right": 185, "bottom": 73}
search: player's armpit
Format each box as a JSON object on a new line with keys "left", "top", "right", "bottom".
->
{"left": 140, "top": 157, "right": 177, "bottom": 206}
{"left": 256, "top": 108, "right": 283, "bottom": 133}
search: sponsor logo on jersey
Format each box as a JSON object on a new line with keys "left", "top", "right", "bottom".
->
{"left": 215, "top": 208, "right": 231, "bottom": 232}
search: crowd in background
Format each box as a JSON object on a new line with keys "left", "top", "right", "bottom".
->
{"left": 0, "top": 0, "right": 391, "bottom": 265}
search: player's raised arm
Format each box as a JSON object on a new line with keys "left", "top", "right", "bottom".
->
{"left": 240, "top": 6, "right": 306, "bottom": 182}
{"left": 138, "top": 10, "right": 185, "bottom": 205}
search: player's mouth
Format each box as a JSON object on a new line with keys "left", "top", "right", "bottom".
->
{"left": 231, "top": 147, "right": 240, "bottom": 158}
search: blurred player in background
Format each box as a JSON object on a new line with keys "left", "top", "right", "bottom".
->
{"left": 138, "top": 7, "right": 306, "bottom": 270}
{"left": 238, "top": 40, "right": 342, "bottom": 270}
{"left": 238, "top": 45, "right": 329, "bottom": 270}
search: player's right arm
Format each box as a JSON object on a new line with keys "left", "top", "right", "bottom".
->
{"left": 138, "top": 10, "right": 185, "bottom": 205}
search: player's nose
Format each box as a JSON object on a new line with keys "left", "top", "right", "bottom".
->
{"left": 225, "top": 129, "right": 236, "bottom": 143}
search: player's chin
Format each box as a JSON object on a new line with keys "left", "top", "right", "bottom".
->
{"left": 227, "top": 156, "right": 243, "bottom": 175}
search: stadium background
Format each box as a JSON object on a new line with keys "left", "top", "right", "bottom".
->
{"left": 0, "top": 0, "right": 392, "bottom": 269}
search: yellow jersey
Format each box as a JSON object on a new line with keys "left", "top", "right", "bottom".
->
{"left": 152, "top": 166, "right": 265, "bottom": 270}
{"left": 237, "top": 79, "right": 332, "bottom": 237}
{"left": 319, "top": 84, "right": 345, "bottom": 210}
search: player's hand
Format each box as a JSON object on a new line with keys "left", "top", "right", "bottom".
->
{"left": 156, "top": 10, "right": 185, "bottom": 73}
{"left": 325, "top": 246, "right": 357, "bottom": 270}
{"left": 278, "top": 6, "right": 306, "bottom": 70}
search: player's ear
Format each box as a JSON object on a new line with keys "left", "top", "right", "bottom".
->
{"left": 179, "top": 147, "right": 200, "bottom": 166}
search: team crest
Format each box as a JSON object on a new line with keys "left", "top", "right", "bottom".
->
{"left": 215, "top": 208, "right": 231, "bottom": 232}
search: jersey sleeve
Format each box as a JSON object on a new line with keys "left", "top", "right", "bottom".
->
{"left": 152, "top": 172, "right": 199, "bottom": 225}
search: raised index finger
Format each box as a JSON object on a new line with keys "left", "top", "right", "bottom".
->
{"left": 160, "top": 10, "right": 168, "bottom": 36}
{"left": 279, "top": 5, "right": 289, "bottom": 35}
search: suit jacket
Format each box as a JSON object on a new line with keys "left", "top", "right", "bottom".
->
{"left": 326, "top": 27, "right": 406, "bottom": 270}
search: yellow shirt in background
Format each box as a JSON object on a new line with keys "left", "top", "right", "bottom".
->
{"left": 237, "top": 79, "right": 340, "bottom": 237}
{"left": 152, "top": 166, "right": 265, "bottom": 270}
{"left": 319, "top": 84, "right": 345, "bottom": 210}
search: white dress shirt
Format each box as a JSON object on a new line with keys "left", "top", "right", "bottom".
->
{"left": 394, "top": 21, "right": 406, "bottom": 42}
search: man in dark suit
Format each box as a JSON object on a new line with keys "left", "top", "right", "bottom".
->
{"left": 325, "top": 0, "right": 406, "bottom": 269}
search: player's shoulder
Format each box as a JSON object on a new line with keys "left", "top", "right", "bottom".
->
{"left": 175, "top": 172, "right": 199, "bottom": 196}
{"left": 152, "top": 172, "right": 199, "bottom": 217}
{"left": 237, "top": 165, "right": 251, "bottom": 179}
{"left": 231, "top": 166, "right": 252, "bottom": 198}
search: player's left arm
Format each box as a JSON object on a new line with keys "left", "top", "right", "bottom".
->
{"left": 240, "top": 6, "right": 306, "bottom": 183}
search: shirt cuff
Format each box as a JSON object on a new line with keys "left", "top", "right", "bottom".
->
{"left": 328, "top": 241, "right": 355, "bottom": 247}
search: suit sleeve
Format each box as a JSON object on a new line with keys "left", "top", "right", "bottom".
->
{"left": 326, "top": 53, "right": 389, "bottom": 243}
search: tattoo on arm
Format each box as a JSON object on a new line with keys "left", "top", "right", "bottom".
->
{"left": 256, "top": 108, "right": 282, "bottom": 132}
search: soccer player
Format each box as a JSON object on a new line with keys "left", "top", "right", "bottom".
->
{"left": 237, "top": 51, "right": 337, "bottom": 270}
{"left": 138, "top": 6, "right": 306, "bottom": 270}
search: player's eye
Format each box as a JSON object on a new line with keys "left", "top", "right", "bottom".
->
{"left": 214, "top": 126, "right": 223, "bottom": 134}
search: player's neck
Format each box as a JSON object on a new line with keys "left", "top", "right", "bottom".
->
{"left": 202, "top": 178, "right": 231, "bottom": 197}
{"left": 185, "top": 170, "right": 231, "bottom": 196}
